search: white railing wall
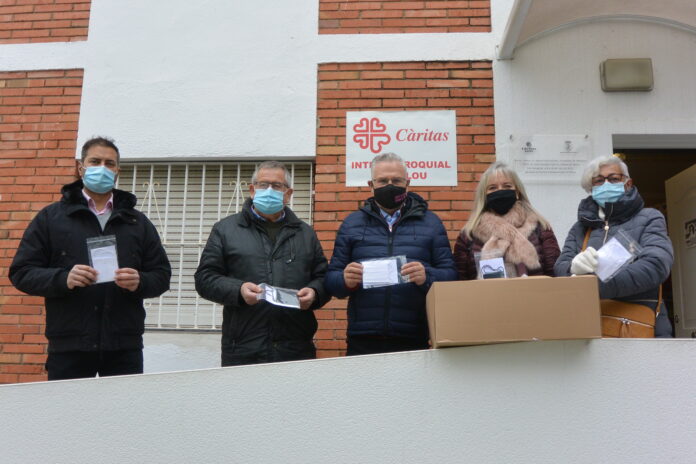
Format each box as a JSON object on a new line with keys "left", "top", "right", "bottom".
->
{"left": 1, "top": 339, "right": 694, "bottom": 463}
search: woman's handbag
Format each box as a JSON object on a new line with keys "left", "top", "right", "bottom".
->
{"left": 581, "top": 229, "right": 659, "bottom": 338}
{"left": 599, "top": 297, "right": 657, "bottom": 338}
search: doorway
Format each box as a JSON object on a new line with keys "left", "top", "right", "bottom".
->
{"left": 611, "top": 148, "right": 696, "bottom": 335}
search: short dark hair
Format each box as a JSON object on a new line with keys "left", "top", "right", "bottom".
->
{"left": 81, "top": 136, "right": 120, "bottom": 163}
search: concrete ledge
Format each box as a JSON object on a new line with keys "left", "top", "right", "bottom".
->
{"left": 1, "top": 339, "right": 694, "bottom": 463}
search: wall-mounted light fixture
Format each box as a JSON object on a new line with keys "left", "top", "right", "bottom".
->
{"left": 600, "top": 58, "right": 653, "bottom": 92}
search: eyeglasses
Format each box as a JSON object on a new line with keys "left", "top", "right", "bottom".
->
{"left": 254, "top": 181, "right": 288, "bottom": 191}
{"left": 371, "top": 177, "right": 408, "bottom": 187}
{"left": 591, "top": 174, "right": 626, "bottom": 186}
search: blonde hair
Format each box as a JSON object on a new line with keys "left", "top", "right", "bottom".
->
{"left": 462, "top": 162, "right": 551, "bottom": 238}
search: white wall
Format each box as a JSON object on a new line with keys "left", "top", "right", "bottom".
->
{"left": 5, "top": 0, "right": 691, "bottom": 230}
{"left": 0, "top": 0, "right": 514, "bottom": 373}
{"left": 494, "top": 19, "right": 696, "bottom": 237}
{"left": 1, "top": 339, "right": 694, "bottom": 463}
{"left": 0, "top": 0, "right": 503, "bottom": 160}
{"left": 143, "top": 332, "right": 220, "bottom": 373}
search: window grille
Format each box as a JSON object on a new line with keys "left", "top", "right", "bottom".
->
{"left": 116, "top": 161, "right": 314, "bottom": 330}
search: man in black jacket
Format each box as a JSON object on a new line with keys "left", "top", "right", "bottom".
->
{"left": 195, "top": 161, "right": 329, "bottom": 366}
{"left": 9, "top": 137, "right": 171, "bottom": 380}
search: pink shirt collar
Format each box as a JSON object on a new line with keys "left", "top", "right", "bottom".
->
{"left": 82, "top": 189, "right": 114, "bottom": 216}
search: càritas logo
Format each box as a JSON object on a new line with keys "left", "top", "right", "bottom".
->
{"left": 353, "top": 117, "right": 391, "bottom": 154}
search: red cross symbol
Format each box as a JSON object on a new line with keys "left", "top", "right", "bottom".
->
{"left": 352, "top": 117, "right": 391, "bottom": 154}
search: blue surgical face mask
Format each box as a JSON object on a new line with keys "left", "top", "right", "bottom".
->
{"left": 253, "top": 187, "right": 285, "bottom": 215}
{"left": 83, "top": 166, "right": 116, "bottom": 194}
{"left": 592, "top": 181, "right": 626, "bottom": 207}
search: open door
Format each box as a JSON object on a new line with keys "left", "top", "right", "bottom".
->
{"left": 665, "top": 163, "right": 696, "bottom": 338}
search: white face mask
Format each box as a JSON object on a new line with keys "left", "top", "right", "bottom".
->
{"left": 253, "top": 187, "right": 284, "bottom": 214}
{"left": 591, "top": 181, "right": 625, "bottom": 207}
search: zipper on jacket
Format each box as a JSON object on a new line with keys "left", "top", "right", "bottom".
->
{"left": 272, "top": 229, "right": 296, "bottom": 262}
{"left": 257, "top": 228, "right": 274, "bottom": 285}
{"left": 602, "top": 203, "right": 615, "bottom": 245}
{"left": 257, "top": 221, "right": 298, "bottom": 285}
{"left": 366, "top": 204, "right": 417, "bottom": 336}
{"left": 78, "top": 199, "right": 133, "bottom": 351}
{"left": 85, "top": 208, "right": 106, "bottom": 351}
{"left": 383, "top": 228, "right": 395, "bottom": 335}
{"left": 361, "top": 208, "right": 399, "bottom": 333}
{"left": 602, "top": 220, "right": 610, "bottom": 244}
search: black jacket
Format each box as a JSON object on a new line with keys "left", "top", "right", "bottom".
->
{"left": 194, "top": 199, "right": 329, "bottom": 355}
{"left": 9, "top": 180, "right": 171, "bottom": 352}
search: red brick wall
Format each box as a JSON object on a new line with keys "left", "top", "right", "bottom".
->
{"left": 314, "top": 61, "right": 494, "bottom": 357}
{"left": 319, "top": 0, "right": 491, "bottom": 34}
{"left": 0, "top": 0, "right": 91, "bottom": 44}
{"left": 0, "top": 69, "right": 84, "bottom": 383}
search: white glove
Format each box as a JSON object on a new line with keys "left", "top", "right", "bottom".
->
{"left": 570, "top": 247, "right": 598, "bottom": 275}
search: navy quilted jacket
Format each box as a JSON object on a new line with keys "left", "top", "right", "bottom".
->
{"left": 325, "top": 193, "right": 457, "bottom": 339}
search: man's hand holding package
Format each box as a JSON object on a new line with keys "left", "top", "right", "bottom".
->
{"left": 241, "top": 282, "right": 263, "bottom": 305}
{"left": 343, "top": 262, "right": 363, "bottom": 290}
{"left": 297, "top": 287, "right": 316, "bottom": 310}
{"left": 401, "top": 261, "right": 426, "bottom": 286}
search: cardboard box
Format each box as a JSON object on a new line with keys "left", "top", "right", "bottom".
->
{"left": 426, "top": 275, "right": 601, "bottom": 348}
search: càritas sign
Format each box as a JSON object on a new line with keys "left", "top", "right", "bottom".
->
{"left": 345, "top": 110, "right": 457, "bottom": 186}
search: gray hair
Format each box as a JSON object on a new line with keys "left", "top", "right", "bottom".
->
{"left": 251, "top": 161, "right": 292, "bottom": 187}
{"left": 370, "top": 152, "right": 409, "bottom": 179}
{"left": 580, "top": 155, "right": 630, "bottom": 192}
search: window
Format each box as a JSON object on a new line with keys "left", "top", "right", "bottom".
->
{"left": 117, "top": 161, "right": 314, "bottom": 330}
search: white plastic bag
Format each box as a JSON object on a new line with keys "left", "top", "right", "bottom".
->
{"left": 361, "top": 255, "right": 410, "bottom": 288}
{"left": 596, "top": 229, "right": 642, "bottom": 282}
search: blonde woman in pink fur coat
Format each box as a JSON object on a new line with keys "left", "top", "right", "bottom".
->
{"left": 453, "top": 162, "right": 560, "bottom": 280}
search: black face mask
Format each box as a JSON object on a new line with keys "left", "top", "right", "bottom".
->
{"left": 485, "top": 189, "right": 517, "bottom": 215}
{"left": 373, "top": 184, "right": 407, "bottom": 210}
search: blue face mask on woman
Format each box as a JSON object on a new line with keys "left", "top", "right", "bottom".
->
{"left": 253, "top": 187, "right": 285, "bottom": 215}
{"left": 83, "top": 166, "right": 116, "bottom": 194}
{"left": 592, "top": 181, "right": 625, "bottom": 207}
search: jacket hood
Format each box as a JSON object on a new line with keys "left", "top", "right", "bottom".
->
{"left": 578, "top": 186, "right": 645, "bottom": 228}
{"left": 61, "top": 179, "right": 137, "bottom": 211}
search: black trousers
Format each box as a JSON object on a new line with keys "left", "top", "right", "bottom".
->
{"left": 346, "top": 335, "right": 429, "bottom": 356}
{"left": 46, "top": 349, "right": 143, "bottom": 381}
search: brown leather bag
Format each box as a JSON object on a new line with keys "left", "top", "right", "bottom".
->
{"left": 581, "top": 229, "right": 659, "bottom": 338}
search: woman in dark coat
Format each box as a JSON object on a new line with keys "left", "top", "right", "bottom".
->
{"left": 554, "top": 154, "right": 673, "bottom": 337}
{"left": 454, "top": 162, "right": 560, "bottom": 280}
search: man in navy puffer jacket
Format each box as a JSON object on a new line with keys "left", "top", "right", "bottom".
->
{"left": 325, "top": 153, "right": 457, "bottom": 355}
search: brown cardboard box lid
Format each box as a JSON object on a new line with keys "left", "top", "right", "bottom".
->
{"left": 426, "top": 275, "right": 601, "bottom": 347}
